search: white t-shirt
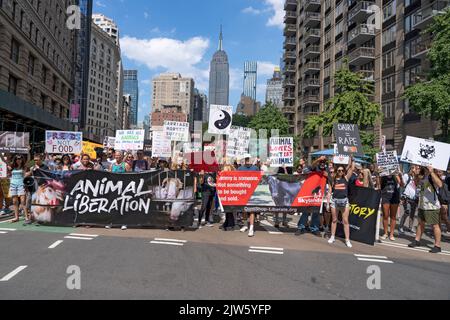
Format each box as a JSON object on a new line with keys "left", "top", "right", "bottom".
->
{"left": 418, "top": 176, "right": 441, "bottom": 211}
{"left": 402, "top": 174, "right": 417, "bottom": 200}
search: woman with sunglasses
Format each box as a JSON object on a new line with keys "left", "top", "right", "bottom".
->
{"left": 8, "top": 155, "right": 31, "bottom": 224}
{"left": 328, "top": 158, "right": 355, "bottom": 248}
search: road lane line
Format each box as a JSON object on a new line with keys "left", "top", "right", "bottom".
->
{"left": 64, "top": 236, "right": 93, "bottom": 240}
{"left": 249, "top": 249, "right": 284, "bottom": 255}
{"left": 357, "top": 258, "right": 394, "bottom": 264}
{"left": 150, "top": 241, "right": 184, "bottom": 246}
{"left": 48, "top": 240, "right": 64, "bottom": 249}
{"left": 154, "top": 238, "right": 187, "bottom": 243}
{"left": 355, "top": 254, "right": 389, "bottom": 259}
{"left": 0, "top": 228, "right": 16, "bottom": 231}
{"left": 250, "top": 246, "right": 284, "bottom": 251}
{"left": 0, "top": 266, "right": 27, "bottom": 282}
{"left": 69, "top": 233, "right": 99, "bottom": 238}
{"left": 0, "top": 231, "right": 8, "bottom": 234}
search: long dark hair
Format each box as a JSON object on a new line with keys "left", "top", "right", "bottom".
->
{"left": 12, "top": 155, "right": 26, "bottom": 170}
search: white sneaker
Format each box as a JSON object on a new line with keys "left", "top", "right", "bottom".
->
{"left": 121, "top": 225, "right": 127, "bottom": 230}
{"left": 345, "top": 240, "right": 353, "bottom": 248}
{"left": 206, "top": 223, "right": 214, "bottom": 227}
{"left": 328, "top": 236, "right": 335, "bottom": 244}
{"left": 248, "top": 230, "right": 254, "bottom": 237}
{"left": 380, "top": 234, "right": 388, "bottom": 240}
{"left": 105, "top": 225, "right": 112, "bottom": 229}
{"left": 240, "top": 226, "right": 248, "bottom": 233}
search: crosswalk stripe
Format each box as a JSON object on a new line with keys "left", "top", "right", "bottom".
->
{"left": 250, "top": 246, "right": 284, "bottom": 251}
{"left": 48, "top": 240, "right": 64, "bottom": 249}
{"left": 0, "top": 231, "right": 8, "bottom": 234}
{"left": 154, "top": 238, "right": 187, "bottom": 243}
{"left": 64, "top": 236, "right": 93, "bottom": 240}
{"left": 0, "top": 266, "right": 27, "bottom": 282}
{"left": 0, "top": 228, "right": 16, "bottom": 231}
{"left": 357, "top": 258, "right": 394, "bottom": 264}
{"left": 69, "top": 233, "right": 98, "bottom": 238}
{"left": 150, "top": 241, "right": 184, "bottom": 246}
{"left": 355, "top": 254, "right": 388, "bottom": 259}
{"left": 249, "top": 249, "right": 284, "bottom": 255}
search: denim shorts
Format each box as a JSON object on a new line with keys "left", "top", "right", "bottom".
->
{"left": 9, "top": 184, "right": 25, "bottom": 197}
{"left": 330, "top": 197, "right": 349, "bottom": 209}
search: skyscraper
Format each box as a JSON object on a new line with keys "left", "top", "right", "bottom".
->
{"left": 123, "top": 70, "right": 139, "bottom": 126}
{"left": 266, "top": 67, "right": 283, "bottom": 108}
{"left": 208, "top": 26, "right": 230, "bottom": 119}
{"left": 243, "top": 61, "right": 257, "bottom": 100}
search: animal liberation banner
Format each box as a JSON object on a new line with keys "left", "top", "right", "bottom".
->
{"left": 217, "top": 171, "right": 327, "bottom": 213}
{"left": 269, "top": 137, "right": 294, "bottom": 168}
{"left": 226, "top": 126, "right": 251, "bottom": 159}
{"left": 152, "top": 131, "right": 172, "bottom": 158}
{"left": 115, "top": 130, "right": 145, "bottom": 151}
{"left": 336, "top": 186, "right": 381, "bottom": 246}
{"left": 334, "top": 123, "right": 364, "bottom": 157}
{"left": 163, "top": 121, "right": 190, "bottom": 142}
{"left": 0, "top": 132, "right": 30, "bottom": 154}
{"left": 400, "top": 136, "right": 450, "bottom": 171}
{"left": 376, "top": 151, "right": 400, "bottom": 177}
{"left": 45, "top": 131, "right": 82, "bottom": 154}
{"left": 208, "top": 105, "right": 233, "bottom": 135}
{"left": 29, "top": 169, "right": 195, "bottom": 228}
{"left": 333, "top": 144, "right": 350, "bottom": 165}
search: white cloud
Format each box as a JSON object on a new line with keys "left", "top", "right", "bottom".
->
{"left": 242, "top": 6, "right": 264, "bottom": 15}
{"left": 264, "top": 0, "right": 284, "bottom": 29}
{"left": 120, "top": 36, "right": 211, "bottom": 90}
{"left": 95, "top": 1, "right": 107, "bottom": 8}
{"left": 258, "top": 61, "right": 278, "bottom": 77}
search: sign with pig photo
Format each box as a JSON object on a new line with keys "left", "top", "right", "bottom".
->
{"left": 334, "top": 123, "right": 364, "bottom": 157}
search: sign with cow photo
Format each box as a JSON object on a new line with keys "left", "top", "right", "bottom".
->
{"left": 45, "top": 131, "right": 82, "bottom": 154}
{"left": 400, "top": 136, "right": 450, "bottom": 171}
{"left": 217, "top": 171, "right": 327, "bottom": 214}
{"left": 333, "top": 144, "right": 350, "bottom": 165}
{"left": 376, "top": 151, "right": 400, "bottom": 177}
{"left": 0, "top": 132, "right": 30, "bottom": 154}
{"left": 334, "top": 123, "right": 364, "bottom": 157}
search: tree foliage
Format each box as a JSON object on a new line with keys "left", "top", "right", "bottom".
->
{"left": 403, "top": 9, "right": 450, "bottom": 141}
{"left": 232, "top": 114, "right": 253, "bottom": 128}
{"left": 248, "top": 102, "right": 290, "bottom": 138}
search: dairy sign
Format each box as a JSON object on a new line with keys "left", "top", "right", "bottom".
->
{"left": 334, "top": 123, "right": 364, "bottom": 157}
{"left": 45, "top": 131, "right": 82, "bottom": 154}
{"left": 115, "top": 130, "right": 145, "bottom": 151}
{"left": 269, "top": 137, "right": 294, "bottom": 168}
{"left": 163, "top": 121, "right": 190, "bottom": 142}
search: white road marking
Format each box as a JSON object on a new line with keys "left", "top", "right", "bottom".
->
{"left": 357, "top": 258, "right": 394, "bottom": 264}
{"left": 150, "top": 241, "right": 184, "bottom": 246}
{"left": 48, "top": 240, "right": 64, "bottom": 249}
{"left": 354, "top": 254, "right": 389, "bottom": 260}
{"left": 0, "top": 228, "right": 16, "bottom": 231}
{"left": 69, "top": 233, "right": 99, "bottom": 238}
{"left": 0, "top": 231, "right": 8, "bottom": 234}
{"left": 250, "top": 246, "right": 284, "bottom": 251}
{"left": 249, "top": 249, "right": 284, "bottom": 255}
{"left": 154, "top": 238, "right": 187, "bottom": 243}
{"left": 64, "top": 236, "right": 93, "bottom": 240}
{"left": 260, "top": 221, "right": 284, "bottom": 235}
{"left": 0, "top": 266, "right": 27, "bottom": 282}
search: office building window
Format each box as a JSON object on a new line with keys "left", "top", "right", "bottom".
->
{"left": 383, "top": 50, "right": 394, "bottom": 69}
{"left": 382, "top": 25, "right": 396, "bottom": 44}
{"left": 383, "top": 101, "right": 395, "bottom": 118}
{"left": 382, "top": 75, "right": 395, "bottom": 94}
{"left": 404, "top": 65, "right": 422, "bottom": 86}
{"left": 10, "top": 38, "right": 20, "bottom": 63}
{"left": 28, "top": 54, "right": 35, "bottom": 75}
{"left": 383, "top": 1, "right": 396, "bottom": 21}
{"left": 8, "top": 74, "right": 18, "bottom": 95}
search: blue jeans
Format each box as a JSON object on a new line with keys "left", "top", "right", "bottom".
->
{"left": 298, "top": 212, "right": 320, "bottom": 232}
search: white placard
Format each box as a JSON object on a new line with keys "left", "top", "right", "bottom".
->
{"left": 115, "top": 130, "right": 145, "bottom": 151}
{"left": 226, "top": 126, "right": 251, "bottom": 159}
{"left": 269, "top": 137, "right": 294, "bottom": 168}
{"left": 152, "top": 131, "right": 172, "bottom": 158}
{"left": 45, "top": 131, "right": 83, "bottom": 154}
{"left": 163, "top": 121, "right": 190, "bottom": 142}
{"left": 400, "top": 136, "right": 450, "bottom": 171}
{"left": 103, "top": 136, "right": 116, "bottom": 149}
{"left": 333, "top": 144, "right": 350, "bottom": 165}
{"left": 0, "top": 159, "right": 7, "bottom": 178}
{"left": 376, "top": 151, "right": 400, "bottom": 177}
{"left": 208, "top": 105, "right": 233, "bottom": 135}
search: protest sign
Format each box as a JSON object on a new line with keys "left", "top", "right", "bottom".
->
{"left": 208, "top": 105, "right": 233, "bottom": 135}
{"left": 333, "top": 144, "right": 350, "bottom": 165}
{"left": 115, "top": 130, "right": 145, "bottom": 151}
{"left": 163, "top": 121, "right": 190, "bottom": 142}
{"left": 336, "top": 186, "right": 381, "bottom": 246}
{"left": 0, "top": 132, "right": 30, "bottom": 154}
{"left": 45, "top": 131, "right": 82, "bottom": 154}
{"left": 143, "top": 140, "right": 152, "bottom": 157}
{"left": 217, "top": 172, "right": 327, "bottom": 214}
{"left": 103, "top": 136, "right": 116, "bottom": 149}
{"left": 82, "top": 141, "right": 103, "bottom": 159}
{"left": 226, "top": 126, "right": 251, "bottom": 159}
{"left": 0, "top": 159, "right": 7, "bottom": 178}
{"left": 376, "top": 151, "right": 400, "bottom": 176}
{"left": 400, "top": 136, "right": 450, "bottom": 171}
{"left": 269, "top": 137, "right": 294, "bottom": 168}
{"left": 152, "top": 131, "right": 171, "bottom": 158}
{"left": 334, "top": 123, "right": 364, "bottom": 157}
{"left": 30, "top": 170, "right": 195, "bottom": 228}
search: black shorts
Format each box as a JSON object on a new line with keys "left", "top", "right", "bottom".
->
{"left": 381, "top": 192, "right": 400, "bottom": 205}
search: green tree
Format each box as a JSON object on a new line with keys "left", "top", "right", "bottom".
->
{"left": 303, "top": 60, "right": 382, "bottom": 157}
{"left": 403, "top": 9, "right": 450, "bottom": 141}
{"left": 232, "top": 114, "right": 253, "bottom": 127}
{"left": 248, "top": 102, "right": 290, "bottom": 138}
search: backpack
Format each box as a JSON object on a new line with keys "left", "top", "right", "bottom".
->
{"left": 429, "top": 176, "right": 450, "bottom": 205}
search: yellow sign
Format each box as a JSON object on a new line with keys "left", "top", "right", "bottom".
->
{"left": 82, "top": 141, "right": 103, "bottom": 159}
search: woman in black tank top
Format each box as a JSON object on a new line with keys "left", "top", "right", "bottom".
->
{"left": 328, "top": 158, "right": 355, "bottom": 248}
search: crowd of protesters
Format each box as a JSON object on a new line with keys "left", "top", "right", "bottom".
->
{"left": 0, "top": 149, "right": 449, "bottom": 253}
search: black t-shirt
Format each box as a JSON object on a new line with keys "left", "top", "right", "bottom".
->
{"left": 202, "top": 173, "right": 216, "bottom": 193}
{"left": 381, "top": 175, "right": 399, "bottom": 196}
{"left": 332, "top": 177, "right": 349, "bottom": 199}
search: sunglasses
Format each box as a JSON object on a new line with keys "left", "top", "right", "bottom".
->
{"left": 337, "top": 169, "right": 344, "bottom": 172}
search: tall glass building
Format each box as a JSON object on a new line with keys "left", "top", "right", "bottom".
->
{"left": 243, "top": 61, "right": 257, "bottom": 100}
{"left": 123, "top": 70, "right": 139, "bottom": 126}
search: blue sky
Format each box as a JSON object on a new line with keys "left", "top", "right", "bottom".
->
{"left": 93, "top": 0, "right": 285, "bottom": 122}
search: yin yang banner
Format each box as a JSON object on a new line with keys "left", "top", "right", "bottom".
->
{"left": 208, "top": 104, "right": 233, "bottom": 135}
{"left": 29, "top": 169, "right": 195, "bottom": 228}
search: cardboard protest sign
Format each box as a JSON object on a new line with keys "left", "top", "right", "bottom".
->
{"left": 376, "top": 151, "right": 400, "bottom": 176}
{"left": 401, "top": 136, "right": 450, "bottom": 171}
{"left": 0, "top": 159, "right": 7, "bottom": 178}
{"left": 269, "top": 137, "right": 294, "bottom": 168}
{"left": 82, "top": 141, "right": 103, "bottom": 159}
{"left": 0, "top": 132, "right": 30, "bottom": 154}
{"left": 333, "top": 144, "right": 350, "bottom": 165}
{"left": 163, "top": 121, "right": 190, "bottom": 142}
{"left": 208, "top": 105, "right": 233, "bottom": 135}
{"left": 334, "top": 123, "right": 364, "bottom": 157}
{"left": 152, "top": 131, "right": 171, "bottom": 158}
{"left": 103, "top": 136, "right": 116, "bottom": 149}
{"left": 115, "top": 130, "right": 145, "bottom": 151}
{"left": 45, "top": 131, "right": 82, "bottom": 154}
{"left": 226, "top": 126, "right": 251, "bottom": 159}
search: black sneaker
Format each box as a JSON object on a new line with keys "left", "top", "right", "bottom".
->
{"left": 408, "top": 240, "right": 421, "bottom": 248}
{"left": 429, "top": 246, "right": 442, "bottom": 254}
{"left": 312, "top": 230, "right": 321, "bottom": 236}
{"left": 274, "top": 224, "right": 280, "bottom": 229}
{"left": 294, "top": 229, "right": 305, "bottom": 236}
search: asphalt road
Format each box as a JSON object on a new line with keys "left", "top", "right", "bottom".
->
{"left": 0, "top": 219, "right": 449, "bottom": 300}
